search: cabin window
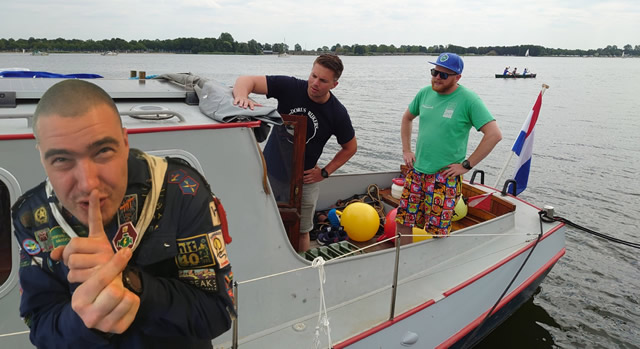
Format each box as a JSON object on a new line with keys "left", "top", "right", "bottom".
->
{"left": 146, "top": 149, "right": 204, "bottom": 174}
{"left": 0, "top": 180, "right": 11, "bottom": 285}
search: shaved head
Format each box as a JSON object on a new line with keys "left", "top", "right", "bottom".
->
{"left": 33, "top": 79, "right": 121, "bottom": 139}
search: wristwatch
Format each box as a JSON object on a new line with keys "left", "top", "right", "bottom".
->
{"left": 461, "top": 160, "right": 473, "bottom": 170}
{"left": 122, "top": 266, "right": 143, "bottom": 296}
{"left": 321, "top": 168, "right": 329, "bottom": 178}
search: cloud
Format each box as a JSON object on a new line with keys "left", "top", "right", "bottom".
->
{"left": 1, "top": 0, "right": 638, "bottom": 49}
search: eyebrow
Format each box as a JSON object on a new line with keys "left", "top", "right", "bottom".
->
{"left": 43, "top": 136, "right": 120, "bottom": 160}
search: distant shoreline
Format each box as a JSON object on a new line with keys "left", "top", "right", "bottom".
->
{"left": 1, "top": 36, "right": 636, "bottom": 58}
{"left": 1, "top": 50, "right": 634, "bottom": 58}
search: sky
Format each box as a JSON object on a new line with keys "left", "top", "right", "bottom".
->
{"left": 2, "top": 0, "right": 639, "bottom": 50}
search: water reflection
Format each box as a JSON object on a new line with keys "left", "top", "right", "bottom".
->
{"left": 476, "top": 288, "right": 561, "bottom": 349}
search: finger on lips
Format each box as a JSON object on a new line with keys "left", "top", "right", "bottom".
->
{"left": 88, "top": 189, "right": 106, "bottom": 238}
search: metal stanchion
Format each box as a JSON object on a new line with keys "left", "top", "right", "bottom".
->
{"left": 389, "top": 233, "right": 401, "bottom": 320}
{"left": 232, "top": 281, "right": 239, "bottom": 349}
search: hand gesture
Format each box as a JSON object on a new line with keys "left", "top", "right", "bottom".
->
{"left": 52, "top": 189, "right": 140, "bottom": 333}
{"left": 51, "top": 190, "right": 115, "bottom": 284}
{"left": 71, "top": 247, "right": 140, "bottom": 333}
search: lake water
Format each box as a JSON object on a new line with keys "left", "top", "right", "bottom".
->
{"left": 1, "top": 53, "right": 639, "bottom": 348}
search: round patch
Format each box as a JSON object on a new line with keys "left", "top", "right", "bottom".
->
{"left": 22, "top": 239, "right": 41, "bottom": 255}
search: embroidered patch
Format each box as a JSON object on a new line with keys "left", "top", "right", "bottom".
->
{"left": 34, "top": 228, "right": 54, "bottom": 252}
{"left": 22, "top": 239, "right": 41, "bottom": 255}
{"left": 49, "top": 226, "right": 71, "bottom": 247}
{"left": 175, "top": 234, "right": 216, "bottom": 269}
{"left": 20, "top": 212, "right": 35, "bottom": 228}
{"left": 19, "top": 249, "right": 31, "bottom": 268}
{"left": 34, "top": 206, "right": 48, "bottom": 225}
{"left": 117, "top": 194, "right": 138, "bottom": 226}
{"left": 178, "top": 268, "right": 218, "bottom": 292}
{"left": 209, "top": 230, "right": 229, "bottom": 268}
{"left": 31, "top": 256, "right": 43, "bottom": 267}
{"left": 209, "top": 201, "right": 221, "bottom": 227}
{"left": 223, "top": 270, "right": 235, "bottom": 302}
{"left": 168, "top": 169, "right": 187, "bottom": 184}
{"left": 47, "top": 257, "right": 58, "bottom": 272}
{"left": 112, "top": 222, "right": 138, "bottom": 251}
{"left": 179, "top": 176, "right": 199, "bottom": 196}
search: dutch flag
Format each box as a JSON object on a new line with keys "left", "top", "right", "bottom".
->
{"left": 509, "top": 91, "right": 543, "bottom": 195}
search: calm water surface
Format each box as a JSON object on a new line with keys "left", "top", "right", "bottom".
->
{"left": 1, "top": 53, "right": 639, "bottom": 348}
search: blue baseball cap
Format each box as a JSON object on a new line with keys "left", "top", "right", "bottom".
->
{"left": 429, "top": 53, "right": 464, "bottom": 74}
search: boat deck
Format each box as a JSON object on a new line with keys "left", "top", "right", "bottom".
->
{"left": 309, "top": 182, "right": 517, "bottom": 255}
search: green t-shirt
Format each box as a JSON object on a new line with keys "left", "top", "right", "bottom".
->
{"left": 408, "top": 84, "right": 494, "bottom": 174}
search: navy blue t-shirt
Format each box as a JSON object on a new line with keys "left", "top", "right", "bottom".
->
{"left": 265, "top": 75, "right": 355, "bottom": 170}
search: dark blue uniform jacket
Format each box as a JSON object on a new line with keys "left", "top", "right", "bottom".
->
{"left": 12, "top": 150, "right": 234, "bottom": 348}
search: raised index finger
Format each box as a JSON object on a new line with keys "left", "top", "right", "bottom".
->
{"left": 88, "top": 189, "right": 106, "bottom": 238}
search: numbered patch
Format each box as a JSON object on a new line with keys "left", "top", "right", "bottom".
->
{"left": 175, "top": 234, "right": 216, "bottom": 269}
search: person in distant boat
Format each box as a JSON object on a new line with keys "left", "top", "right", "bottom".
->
{"left": 12, "top": 80, "right": 235, "bottom": 348}
{"left": 397, "top": 52, "right": 502, "bottom": 244}
{"left": 233, "top": 54, "right": 357, "bottom": 252}
{"left": 503, "top": 66, "right": 510, "bottom": 75}
{"left": 523, "top": 67, "right": 529, "bottom": 76}
{"left": 512, "top": 67, "right": 518, "bottom": 76}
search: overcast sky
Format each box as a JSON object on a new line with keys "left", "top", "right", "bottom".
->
{"left": 3, "top": 0, "right": 638, "bottom": 50}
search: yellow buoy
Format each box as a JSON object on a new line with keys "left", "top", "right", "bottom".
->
{"left": 338, "top": 202, "right": 380, "bottom": 242}
{"left": 452, "top": 196, "right": 468, "bottom": 222}
{"left": 412, "top": 226, "right": 433, "bottom": 242}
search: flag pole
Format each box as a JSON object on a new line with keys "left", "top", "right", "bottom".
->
{"left": 493, "top": 84, "right": 550, "bottom": 188}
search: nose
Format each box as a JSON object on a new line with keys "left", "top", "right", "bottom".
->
{"left": 75, "top": 159, "right": 100, "bottom": 194}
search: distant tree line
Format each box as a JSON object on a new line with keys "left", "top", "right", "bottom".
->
{"left": 1, "top": 33, "right": 638, "bottom": 57}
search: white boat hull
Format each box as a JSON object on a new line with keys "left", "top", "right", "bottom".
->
{"left": 0, "top": 76, "right": 565, "bottom": 348}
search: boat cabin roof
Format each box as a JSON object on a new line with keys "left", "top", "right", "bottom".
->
{"left": 0, "top": 78, "right": 233, "bottom": 137}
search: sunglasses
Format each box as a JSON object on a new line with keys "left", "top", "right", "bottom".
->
{"left": 430, "top": 68, "right": 457, "bottom": 79}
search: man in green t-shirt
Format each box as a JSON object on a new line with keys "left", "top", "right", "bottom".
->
{"left": 396, "top": 52, "right": 503, "bottom": 244}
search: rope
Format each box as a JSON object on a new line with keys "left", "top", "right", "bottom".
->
{"left": 459, "top": 210, "right": 545, "bottom": 349}
{"left": 541, "top": 212, "right": 640, "bottom": 249}
{"left": 312, "top": 257, "right": 332, "bottom": 349}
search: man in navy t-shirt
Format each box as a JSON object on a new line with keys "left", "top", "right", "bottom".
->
{"left": 233, "top": 54, "right": 357, "bottom": 252}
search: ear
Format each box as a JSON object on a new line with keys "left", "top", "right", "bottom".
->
{"left": 332, "top": 80, "right": 339, "bottom": 89}
{"left": 35, "top": 143, "right": 45, "bottom": 167}
{"left": 122, "top": 128, "right": 130, "bottom": 149}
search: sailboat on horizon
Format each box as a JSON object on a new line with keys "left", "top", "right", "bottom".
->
{"left": 278, "top": 38, "right": 290, "bottom": 58}
{"left": 525, "top": 49, "right": 530, "bottom": 57}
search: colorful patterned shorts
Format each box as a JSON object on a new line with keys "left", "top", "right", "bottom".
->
{"left": 395, "top": 168, "right": 462, "bottom": 236}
